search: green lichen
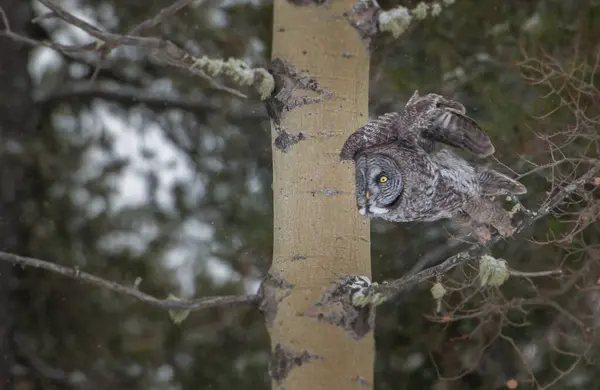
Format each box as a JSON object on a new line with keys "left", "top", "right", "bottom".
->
{"left": 479, "top": 255, "right": 510, "bottom": 287}
{"left": 378, "top": 0, "right": 456, "bottom": 38}
{"left": 190, "top": 56, "right": 275, "bottom": 100}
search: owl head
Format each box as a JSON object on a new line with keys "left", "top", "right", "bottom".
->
{"left": 354, "top": 147, "right": 404, "bottom": 217}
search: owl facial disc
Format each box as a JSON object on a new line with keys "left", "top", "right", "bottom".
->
{"left": 354, "top": 152, "right": 403, "bottom": 217}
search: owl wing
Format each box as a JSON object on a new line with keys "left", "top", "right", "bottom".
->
{"left": 340, "top": 93, "right": 496, "bottom": 160}
{"left": 421, "top": 107, "right": 495, "bottom": 158}
{"left": 339, "top": 112, "right": 401, "bottom": 160}
{"left": 406, "top": 91, "right": 495, "bottom": 158}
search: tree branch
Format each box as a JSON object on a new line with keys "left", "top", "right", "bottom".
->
{"left": 127, "top": 0, "right": 198, "bottom": 36}
{"left": 34, "top": 82, "right": 266, "bottom": 121}
{"left": 508, "top": 269, "right": 562, "bottom": 278}
{"left": 35, "top": 83, "right": 219, "bottom": 110}
{"left": 1, "top": 251, "right": 258, "bottom": 311}
{"left": 377, "top": 160, "right": 600, "bottom": 300}
{"left": 0, "top": 0, "right": 274, "bottom": 99}
{"left": 88, "top": 0, "right": 200, "bottom": 84}
{"left": 345, "top": 0, "right": 456, "bottom": 46}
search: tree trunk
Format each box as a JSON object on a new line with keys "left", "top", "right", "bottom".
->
{"left": 0, "top": 0, "right": 34, "bottom": 387}
{"left": 264, "top": 1, "right": 373, "bottom": 390}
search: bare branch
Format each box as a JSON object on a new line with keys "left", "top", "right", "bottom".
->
{"left": 0, "top": 250, "right": 258, "bottom": 311}
{"left": 508, "top": 268, "right": 563, "bottom": 278}
{"left": 34, "top": 82, "right": 266, "bottom": 120}
{"left": 345, "top": 0, "right": 455, "bottom": 46}
{"left": 408, "top": 237, "right": 463, "bottom": 274}
{"left": 1, "top": 0, "right": 274, "bottom": 99}
{"left": 90, "top": 0, "right": 199, "bottom": 84}
{"left": 35, "top": 83, "right": 220, "bottom": 110}
{"left": 377, "top": 161, "right": 600, "bottom": 300}
{"left": 127, "top": 0, "right": 198, "bottom": 36}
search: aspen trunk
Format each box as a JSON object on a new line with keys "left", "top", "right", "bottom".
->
{"left": 264, "top": 1, "right": 373, "bottom": 389}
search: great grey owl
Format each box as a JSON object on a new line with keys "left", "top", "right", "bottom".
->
{"left": 340, "top": 90, "right": 527, "bottom": 242}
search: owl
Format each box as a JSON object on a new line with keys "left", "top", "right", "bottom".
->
{"left": 340, "top": 91, "right": 526, "bottom": 242}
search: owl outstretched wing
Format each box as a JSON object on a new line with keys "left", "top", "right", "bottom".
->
{"left": 339, "top": 112, "right": 401, "bottom": 160}
{"left": 340, "top": 91, "right": 496, "bottom": 160}
{"left": 407, "top": 91, "right": 495, "bottom": 158}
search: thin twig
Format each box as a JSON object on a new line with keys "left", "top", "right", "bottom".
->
{"left": 4, "top": 0, "right": 247, "bottom": 98}
{"left": 127, "top": 0, "right": 199, "bottom": 36}
{"left": 0, "top": 8, "right": 153, "bottom": 88}
{"left": 33, "top": 82, "right": 266, "bottom": 120}
{"left": 0, "top": 251, "right": 258, "bottom": 311}
{"left": 508, "top": 269, "right": 563, "bottom": 278}
{"left": 90, "top": 0, "right": 200, "bottom": 83}
{"left": 377, "top": 161, "right": 600, "bottom": 300}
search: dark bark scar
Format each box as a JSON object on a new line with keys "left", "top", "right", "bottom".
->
{"left": 310, "top": 189, "right": 346, "bottom": 196}
{"left": 257, "top": 272, "right": 294, "bottom": 328}
{"left": 269, "top": 343, "right": 323, "bottom": 384}
{"left": 273, "top": 130, "right": 306, "bottom": 152}
{"left": 265, "top": 58, "right": 334, "bottom": 152}
{"left": 302, "top": 277, "right": 375, "bottom": 340}
{"left": 344, "top": 0, "right": 382, "bottom": 48}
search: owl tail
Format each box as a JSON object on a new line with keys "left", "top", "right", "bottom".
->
{"left": 477, "top": 168, "right": 527, "bottom": 196}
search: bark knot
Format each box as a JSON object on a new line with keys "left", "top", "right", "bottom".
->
{"left": 344, "top": 0, "right": 382, "bottom": 48}
{"left": 303, "top": 276, "right": 376, "bottom": 340}
{"left": 257, "top": 272, "right": 294, "bottom": 328}
{"left": 264, "top": 58, "right": 334, "bottom": 152}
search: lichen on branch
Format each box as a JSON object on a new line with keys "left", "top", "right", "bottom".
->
{"left": 346, "top": 0, "right": 456, "bottom": 46}
{"left": 378, "top": 0, "right": 456, "bottom": 38}
{"left": 189, "top": 57, "right": 275, "bottom": 100}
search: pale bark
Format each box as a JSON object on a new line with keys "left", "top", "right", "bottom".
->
{"left": 264, "top": 1, "right": 373, "bottom": 389}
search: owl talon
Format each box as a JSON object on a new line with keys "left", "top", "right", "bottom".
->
{"left": 344, "top": 276, "right": 385, "bottom": 307}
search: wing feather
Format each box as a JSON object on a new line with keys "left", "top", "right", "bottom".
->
{"left": 340, "top": 92, "right": 496, "bottom": 161}
{"left": 423, "top": 107, "right": 495, "bottom": 158}
{"left": 339, "top": 112, "right": 400, "bottom": 160}
{"left": 406, "top": 92, "right": 495, "bottom": 157}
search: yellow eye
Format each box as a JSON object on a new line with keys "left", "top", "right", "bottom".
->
{"left": 379, "top": 175, "right": 388, "bottom": 183}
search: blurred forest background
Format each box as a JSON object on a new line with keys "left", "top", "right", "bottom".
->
{"left": 1, "top": 0, "right": 599, "bottom": 389}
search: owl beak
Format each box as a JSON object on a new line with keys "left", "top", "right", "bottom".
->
{"left": 365, "top": 191, "right": 370, "bottom": 200}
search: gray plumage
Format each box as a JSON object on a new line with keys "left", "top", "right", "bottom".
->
{"left": 340, "top": 91, "right": 526, "bottom": 241}
{"left": 340, "top": 90, "right": 495, "bottom": 160}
